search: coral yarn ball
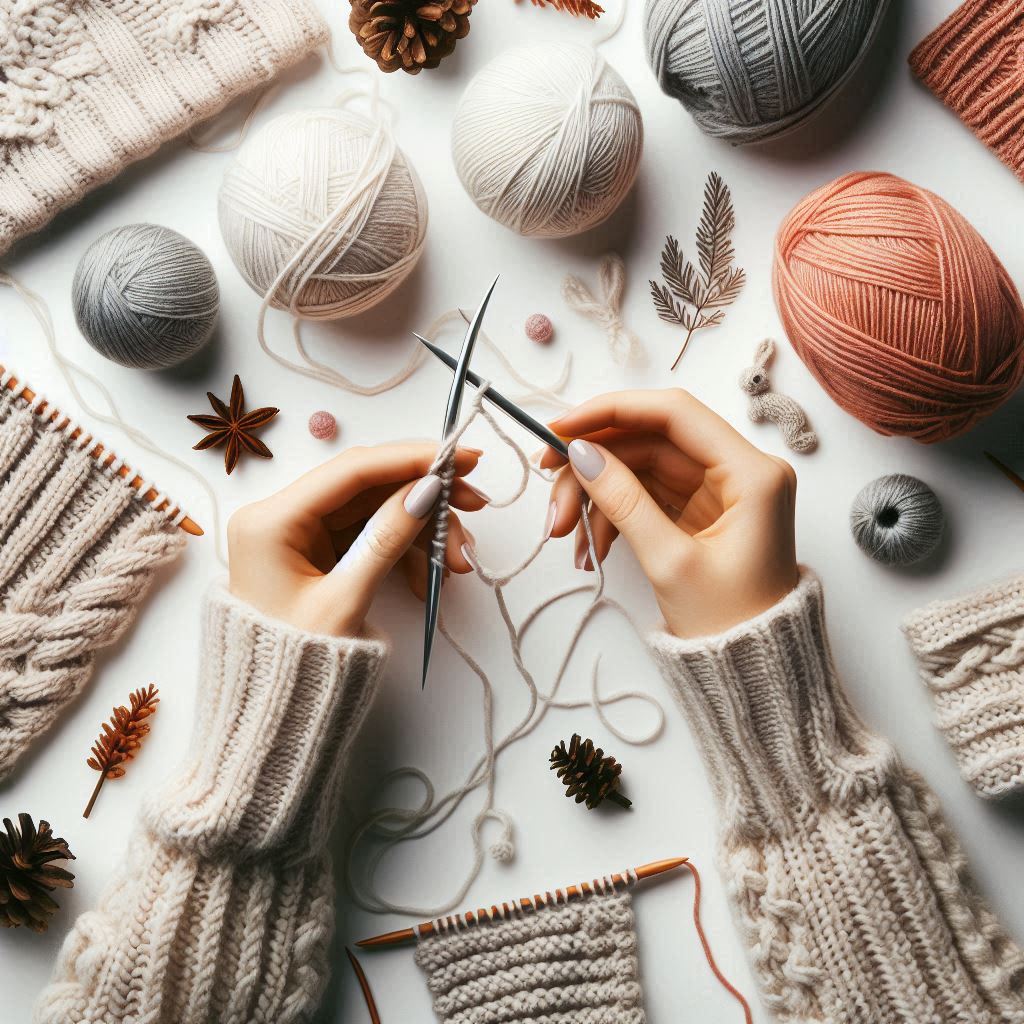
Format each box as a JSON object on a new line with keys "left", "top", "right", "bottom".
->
{"left": 773, "top": 172, "right": 1024, "bottom": 443}
{"left": 308, "top": 411, "right": 337, "bottom": 441}
{"left": 525, "top": 313, "right": 553, "bottom": 344}
{"left": 452, "top": 43, "right": 643, "bottom": 238}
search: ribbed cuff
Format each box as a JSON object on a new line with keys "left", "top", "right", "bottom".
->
{"left": 648, "top": 570, "right": 895, "bottom": 839}
{"left": 909, "top": 0, "right": 1024, "bottom": 183}
{"left": 903, "top": 573, "right": 1024, "bottom": 800}
{"left": 146, "top": 584, "right": 388, "bottom": 859}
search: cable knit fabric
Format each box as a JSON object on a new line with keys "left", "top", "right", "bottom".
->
{"left": 910, "top": 0, "right": 1024, "bottom": 183}
{"left": 415, "top": 891, "right": 644, "bottom": 1024}
{"left": 903, "top": 573, "right": 1024, "bottom": 801}
{"left": 0, "top": 0, "right": 328, "bottom": 256}
{"left": 648, "top": 571, "right": 1024, "bottom": 1023}
{"left": 33, "top": 583, "right": 388, "bottom": 1024}
{"left": 0, "top": 385, "right": 185, "bottom": 782}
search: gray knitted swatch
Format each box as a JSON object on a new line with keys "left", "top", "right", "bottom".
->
{"left": 0, "top": 383, "right": 185, "bottom": 782}
{"left": 415, "top": 891, "right": 645, "bottom": 1024}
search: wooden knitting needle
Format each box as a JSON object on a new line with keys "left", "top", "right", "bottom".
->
{"left": 985, "top": 451, "right": 1024, "bottom": 496}
{"left": 345, "top": 948, "right": 381, "bottom": 1024}
{"left": 0, "top": 367, "right": 203, "bottom": 536}
{"left": 355, "top": 856, "right": 688, "bottom": 949}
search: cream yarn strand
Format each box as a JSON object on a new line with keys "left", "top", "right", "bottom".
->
{"left": 563, "top": 252, "right": 646, "bottom": 367}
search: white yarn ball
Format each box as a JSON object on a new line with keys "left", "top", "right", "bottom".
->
{"left": 452, "top": 43, "right": 643, "bottom": 238}
{"left": 218, "top": 108, "right": 428, "bottom": 320}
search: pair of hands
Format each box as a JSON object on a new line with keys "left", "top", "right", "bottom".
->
{"left": 229, "top": 389, "right": 799, "bottom": 641}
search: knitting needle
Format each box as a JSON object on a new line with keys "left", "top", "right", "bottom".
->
{"left": 0, "top": 367, "right": 203, "bottom": 537}
{"left": 345, "top": 948, "right": 381, "bottom": 1024}
{"left": 985, "top": 451, "right": 1024, "bottom": 495}
{"left": 413, "top": 334, "right": 570, "bottom": 459}
{"left": 355, "top": 856, "right": 688, "bottom": 948}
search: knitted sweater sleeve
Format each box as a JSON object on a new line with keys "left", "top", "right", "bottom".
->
{"left": 34, "top": 584, "right": 388, "bottom": 1024}
{"left": 648, "top": 570, "right": 1024, "bottom": 1024}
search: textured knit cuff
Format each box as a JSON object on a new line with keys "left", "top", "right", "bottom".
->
{"left": 909, "top": 0, "right": 1024, "bottom": 183}
{"left": 0, "top": 385, "right": 186, "bottom": 782}
{"left": 648, "top": 570, "right": 894, "bottom": 839}
{"left": 0, "top": 0, "right": 327, "bottom": 255}
{"left": 146, "top": 584, "right": 388, "bottom": 860}
{"left": 903, "top": 574, "right": 1024, "bottom": 800}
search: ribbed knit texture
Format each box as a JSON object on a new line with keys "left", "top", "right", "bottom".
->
{"left": 904, "top": 572, "right": 1024, "bottom": 801}
{"left": 34, "top": 584, "right": 388, "bottom": 1024}
{"left": 0, "top": 386, "right": 185, "bottom": 782}
{"left": 648, "top": 571, "right": 1024, "bottom": 1023}
{"left": 910, "top": 0, "right": 1024, "bottom": 183}
{"left": 415, "top": 892, "right": 644, "bottom": 1024}
{"left": 0, "top": 0, "right": 328, "bottom": 256}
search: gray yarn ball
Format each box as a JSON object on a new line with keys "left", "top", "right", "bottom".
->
{"left": 72, "top": 224, "right": 219, "bottom": 370}
{"left": 643, "top": 0, "right": 890, "bottom": 144}
{"left": 850, "top": 474, "right": 944, "bottom": 567}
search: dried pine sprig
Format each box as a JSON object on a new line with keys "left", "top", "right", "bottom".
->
{"left": 650, "top": 172, "right": 746, "bottom": 370}
{"left": 516, "top": 0, "right": 604, "bottom": 18}
{"left": 83, "top": 686, "right": 160, "bottom": 819}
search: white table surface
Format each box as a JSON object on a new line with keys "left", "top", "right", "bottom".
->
{"left": 3, "top": 1, "right": 1024, "bottom": 1020}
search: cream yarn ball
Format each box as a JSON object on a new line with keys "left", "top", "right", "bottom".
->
{"left": 218, "top": 108, "right": 427, "bottom": 320}
{"left": 644, "top": 0, "right": 889, "bottom": 144}
{"left": 452, "top": 43, "right": 643, "bottom": 238}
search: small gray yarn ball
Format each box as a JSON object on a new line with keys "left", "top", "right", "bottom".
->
{"left": 643, "top": 0, "right": 890, "bottom": 144}
{"left": 72, "top": 224, "right": 219, "bottom": 370}
{"left": 850, "top": 474, "right": 944, "bottom": 567}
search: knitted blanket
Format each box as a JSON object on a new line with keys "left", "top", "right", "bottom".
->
{"left": 904, "top": 573, "right": 1024, "bottom": 800}
{"left": 0, "top": 0, "right": 328, "bottom": 256}
{"left": 415, "top": 891, "right": 645, "bottom": 1024}
{"left": 0, "top": 381, "right": 185, "bottom": 782}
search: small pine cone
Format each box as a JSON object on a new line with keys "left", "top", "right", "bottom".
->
{"left": 349, "top": 0, "right": 477, "bottom": 75}
{"left": 550, "top": 734, "right": 632, "bottom": 810}
{"left": 0, "top": 814, "right": 75, "bottom": 932}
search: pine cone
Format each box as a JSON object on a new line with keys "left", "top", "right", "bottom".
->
{"left": 0, "top": 814, "right": 75, "bottom": 932}
{"left": 550, "top": 734, "right": 632, "bottom": 810}
{"left": 349, "top": 0, "right": 477, "bottom": 75}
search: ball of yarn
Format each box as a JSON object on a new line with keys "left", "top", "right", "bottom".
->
{"left": 644, "top": 0, "right": 889, "bottom": 143}
{"left": 525, "top": 313, "right": 554, "bottom": 344}
{"left": 308, "top": 411, "right": 337, "bottom": 441}
{"left": 774, "top": 172, "right": 1024, "bottom": 443}
{"left": 218, "top": 108, "right": 427, "bottom": 320}
{"left": 452, "top": 43, "right": 643, "bottom": 238}
{"left": 850, "top": 474, "right": 944, "bottom": 566}
{"left": 72, "top": 224, "right": 219, "bottom": 370}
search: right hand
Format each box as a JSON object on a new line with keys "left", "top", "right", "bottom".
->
{"left": 542, "top": 389, "right": 800, "bottom": 640}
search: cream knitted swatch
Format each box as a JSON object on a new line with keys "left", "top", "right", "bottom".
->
{"left": 35, "top": 584, "right": 387, "bottom": 1024}
{"left": 415, "top": 890, "right": 644, "bottom": 1024}
{"left": 0, "top": 0, "right": 327, "bottom": 256}
{"left": 649, "top": 571, "right": 1024, "bottom": 1023}
{"left": 904, "top": 573, "right": 1024, "bottom": 800}
{"left": 0, "top": 384, "right": 185, "bottom": 783}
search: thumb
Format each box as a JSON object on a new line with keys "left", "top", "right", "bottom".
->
{"left": 567, "top": 440, "right": 683, "bottom": 578}
{"left": 323, "top": 474, "right": 443, "bottom": 612}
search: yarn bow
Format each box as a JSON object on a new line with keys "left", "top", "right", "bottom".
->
{"left": 562, "top": 253, "right": 645, "bottom": 367}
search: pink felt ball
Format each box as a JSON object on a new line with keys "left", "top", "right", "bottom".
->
{"left": 308, "top": 411, "right": 337, "bottom": 441}
{"left": 525, "top": 313, "right": 554, "bottom": 344}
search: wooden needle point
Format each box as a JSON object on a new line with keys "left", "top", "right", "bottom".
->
{"left": 985, "top": 451, "right": 1024, "bottom": 495}
{"left": 355, "top": 857, "right": 688, "bottom": 949}
{"left": 1, "top": 367, "right": 203, "bottom": 536}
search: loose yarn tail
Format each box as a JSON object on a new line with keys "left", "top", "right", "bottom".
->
{"left": 0, "top": 270, "right": 226, "bottom": 563}
{"left": 562, "top": 252, "right": 646, "bottom": 367}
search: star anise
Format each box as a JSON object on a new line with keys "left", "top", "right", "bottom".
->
{"left": 187, "top": 375, "right": 278, "bottom": 475}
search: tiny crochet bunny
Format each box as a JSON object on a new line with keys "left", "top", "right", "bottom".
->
{"left": 739, "top": 339, "right": 818, "bottom": 453}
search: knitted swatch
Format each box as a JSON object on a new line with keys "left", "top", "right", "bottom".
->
{"left": 910, "top": 0, "right": 1024, "bottom": 183}
{"left": 0, "top": 0, "right": 328, "bottom": 256}
{"left": 904, "top": 573, "right": 1024, "bottom": 800}
{"left": 0, "top": 383, "right": 185, "bottom": 782}
{"left": 415, "top": 891, "right": 645, "bottom": 1024}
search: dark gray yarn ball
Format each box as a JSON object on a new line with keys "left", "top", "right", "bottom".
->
{"left": 72, "top": 223, "right": 219, "bottom": 370}
{"left": 850, "top": 474, "right": 944, "bottom": 566}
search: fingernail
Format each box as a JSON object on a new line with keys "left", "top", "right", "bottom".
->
{"left": 405, "top": 474, "right": 442, "bottom": 518}
{"left": 463, "top": 480, "right": 490, "bottom": 504}
{"left": 543, "top": 501, "right": 557, "bottom": 541}
{"left": 568, "top": 439, "right": 604, "bottom": 481}
{"left": 461, "top": 446, "right": 484, "bottom": 457}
